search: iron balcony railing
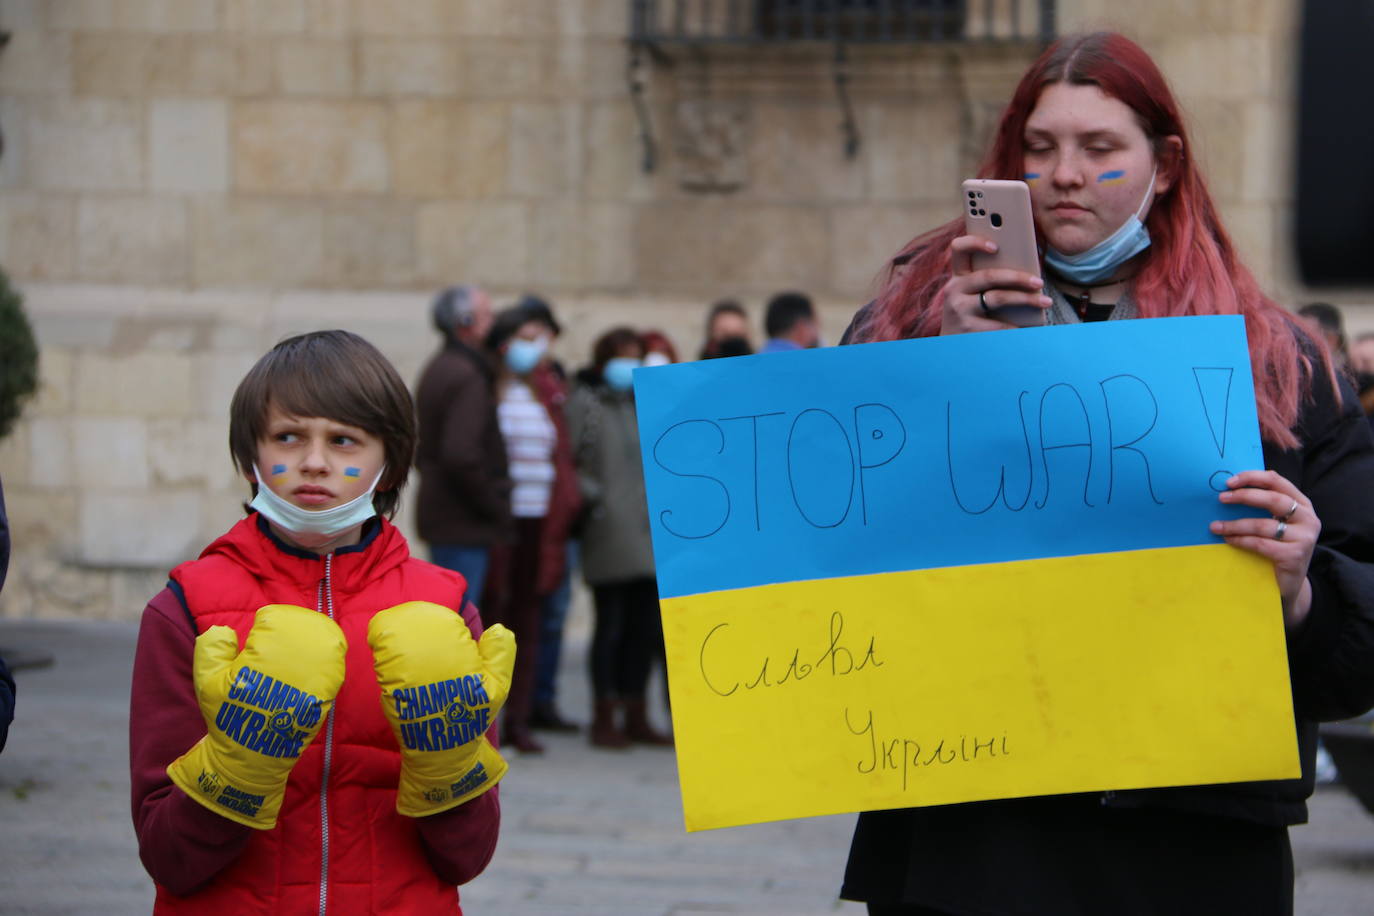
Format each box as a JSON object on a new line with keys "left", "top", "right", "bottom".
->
{"left": 629, "top": 0, "right": 1055, "bottom": 46}
{"left": 625, "top": 0, "right": 1055, "bottom": 171}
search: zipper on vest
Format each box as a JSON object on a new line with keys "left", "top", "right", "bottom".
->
{"left": 317, "top": 554, "right": 337, "bottom": 916}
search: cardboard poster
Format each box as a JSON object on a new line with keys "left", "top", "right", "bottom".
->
{"left": 633, "top": 316, "right": 1299, "bottom": 831}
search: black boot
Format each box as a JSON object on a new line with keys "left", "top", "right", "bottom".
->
{"left": 530, "top": 701, "right": 580, "bottom": 732}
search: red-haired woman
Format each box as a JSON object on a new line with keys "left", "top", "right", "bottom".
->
{"left": 841, "top": 32, "right": 1374, "bottom": 915}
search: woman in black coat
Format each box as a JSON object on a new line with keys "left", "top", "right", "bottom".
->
{"left": 840, "top": 32, "right": 1374, "bottom": 915}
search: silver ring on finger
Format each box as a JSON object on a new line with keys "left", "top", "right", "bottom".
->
{"left": 1274, "top": 520, "right": 1287, "bottom": 541}
{"left": 979, "top": 290, "right": 992, "bottom": 316}
{"left": 1278, "top": 499, "right": 1298, "bottom": 523}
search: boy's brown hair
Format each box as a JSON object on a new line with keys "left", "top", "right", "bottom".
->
{"left": 228, "top": 330, "right": 416, "bottom": 518}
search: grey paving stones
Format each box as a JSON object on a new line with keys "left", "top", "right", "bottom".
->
{"left": 0, "top": 619, "right": 1369, "bottom": 915}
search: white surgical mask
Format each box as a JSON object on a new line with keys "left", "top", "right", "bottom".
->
{"left": 642, "top": 351, "right": 671, "bottom": 368}
{"left": 250, "top": 466, "right": 385, "bottom": 544}
{"left": 1043, "top": 166, "right": 1157, "bottom": 285}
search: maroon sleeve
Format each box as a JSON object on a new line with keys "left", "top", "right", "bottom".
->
{"left": 412, "top": 597, "right": 502, "bottom": 884}
{"left": 129, "top": 588, "right": 252, "bottom": 896}
{"left": 414, "top": 787, "right": 501, "bottom": 884}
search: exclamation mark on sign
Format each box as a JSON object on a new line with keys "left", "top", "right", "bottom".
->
{"left": 1192, "top": 367, "right": 1234, "bottom": 491}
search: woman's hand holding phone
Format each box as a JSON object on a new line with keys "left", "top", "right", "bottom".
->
{"left": 941, "top": 234, "right": 1052, "bottom": 335}
{"left": 942, "top": 178, "right": 1053, "bottom": 335}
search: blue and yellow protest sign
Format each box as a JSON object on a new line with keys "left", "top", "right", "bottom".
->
{"left": 634, "top": 316, "right": 1299, "bottom": 832}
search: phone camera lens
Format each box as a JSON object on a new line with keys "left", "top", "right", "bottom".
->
{"left": 976, "top": 192, "right": 984, "bottom": 198}
{"left": 977, "top": 208, "right": 986, "bottom": 216}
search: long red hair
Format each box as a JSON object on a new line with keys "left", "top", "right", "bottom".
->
{"left": 853, "top": 31, "right": 1327, "bottom": 449}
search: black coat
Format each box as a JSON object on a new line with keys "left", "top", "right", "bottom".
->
{"left": 0, "top": 477, "right": 14, "bottom": 753}
{"left": 840, "top": 336, "right": 1374, "bottom": 913}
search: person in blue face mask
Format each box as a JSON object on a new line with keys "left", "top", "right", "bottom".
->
{"left": 482, "top": 304, "right": 564, "bottom": 754}
{"left": 509, "top": 296, "right": 585, "bottom": 737}
{"left": 567, "top": 327, "right": 673, "bottom": 750}
{"left": 128, "top": 330, "right": 503, "bottom": 911}
{"left": 839, "top": 31, "right": 1374, "bottom": 916}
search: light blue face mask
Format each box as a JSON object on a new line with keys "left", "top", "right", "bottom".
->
{"left": 603, "top": 357, "right": 640, "bottom": 392}
{"left": 250, "top": 465, "right": 384, "bottom": 545}
{"left": 504, "top": 338, "right": 547, "bottom": 375}
{"left": 1043, "top": 167, "right": 1157, "bottom": 285}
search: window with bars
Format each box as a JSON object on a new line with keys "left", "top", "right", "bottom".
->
{"left": 625, "top": 0, "right": 1054, "bottom": 172}
{"left": 755, "top": 0, "right": 967, "bottom": 41}
{"left": 630, "top": 0, "right": 1054, "bottom": 45}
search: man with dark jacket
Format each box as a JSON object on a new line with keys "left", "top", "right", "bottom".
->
{"left": 414, "top": 286, "right": 514, "bottom": 608}
{"left": 760, "top": 291, "right": 820, "bottom": 353}
{"left": 0, "top": 476, "right": 15, "bottom": 752}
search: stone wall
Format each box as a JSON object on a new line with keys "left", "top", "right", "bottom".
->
{"left": 0, "top": 0, "right": 1363, "bottom": 619}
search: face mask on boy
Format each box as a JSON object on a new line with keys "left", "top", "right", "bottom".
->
{"left": 1043, "top": 166, "right": 1157, "bottom": 285}
{"left": 250, "top": 465, "right": 385, "bottom": 543}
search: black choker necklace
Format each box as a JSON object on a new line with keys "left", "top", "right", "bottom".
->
{"left": 1047, "top": 270, "right": 1135, "bottom": 322}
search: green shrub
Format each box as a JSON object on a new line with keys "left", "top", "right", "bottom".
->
{"left": 0, "top": 268, "right": 38, "bottom": 440}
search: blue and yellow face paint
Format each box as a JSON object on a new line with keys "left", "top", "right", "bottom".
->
{"left": 634, "top": 316, "right": 1299, "bottom": 832}
{"left": 1097, "top": 169, "right": 1127, "bottom": 184}
{"left": 344, "top": 467, "right": 361, "bottom": 480}
{"left": 270, "top": 464, "right": 288, "bottom": 483}
{"left": 1022, "top": 172, "right": 1041, "bottom": 184}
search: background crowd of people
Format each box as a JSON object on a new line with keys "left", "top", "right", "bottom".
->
{"left": 1298, "top": 302, "right": 1374, "bottom": 430}
{"left": 414, "top": 286, "right": 821, "bottom": 754}
{"left": 414, "top": 278, "right": 1374, "bottom": 765}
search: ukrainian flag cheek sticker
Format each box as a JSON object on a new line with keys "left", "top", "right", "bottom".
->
{"left": 1098, "top": 169, "right": 1127, "bottom": 184}
{"left": 634, "top": 317, "right": 1299, "bottom": 832}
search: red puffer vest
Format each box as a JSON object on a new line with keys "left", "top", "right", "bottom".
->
{"left": 158, "top": 516, "right": 472, "bottom": 915}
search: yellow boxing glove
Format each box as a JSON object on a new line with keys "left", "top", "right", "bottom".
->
{"left": 368, "top": 602, "right": 514, "bottom": 817}
{"left": 167, "top": 604, "right": 347, "bottom": 830}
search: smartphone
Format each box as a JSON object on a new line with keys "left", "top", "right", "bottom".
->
{"left": 962, "top": 178, "right": 1044, "bottom": 327}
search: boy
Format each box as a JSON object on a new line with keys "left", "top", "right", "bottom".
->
{"left": 129, "top": 330, "right": 509, "bottom": 914}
